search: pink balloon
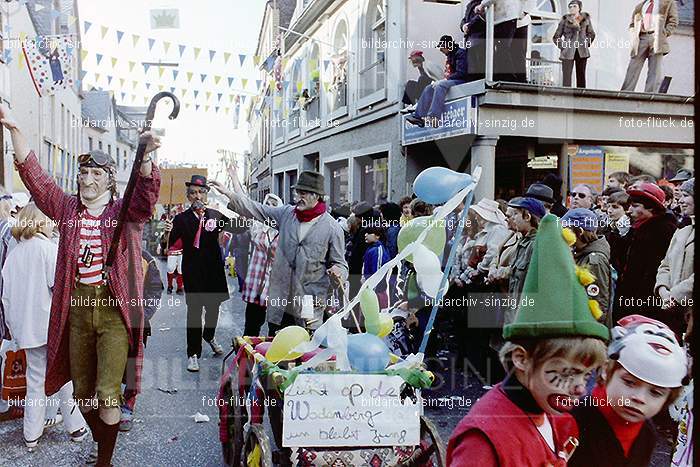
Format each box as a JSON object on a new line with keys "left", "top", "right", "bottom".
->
{"left": 254, "top": 341, "right": 272, "bottom": 356}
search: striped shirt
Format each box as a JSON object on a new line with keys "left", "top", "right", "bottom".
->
{"left": 77, "top": 212, "right": 104, "bottom": 285}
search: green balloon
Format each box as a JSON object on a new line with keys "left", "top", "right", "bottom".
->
{"left": 359, "top": 288, "right": 380, "bottom": 334}
{"left": 397, "top": 216, "right": 446, "bottom": 263}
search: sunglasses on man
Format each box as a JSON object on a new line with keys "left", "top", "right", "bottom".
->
{"left": 569, "top": 192, "right": 589, "bottom": 199}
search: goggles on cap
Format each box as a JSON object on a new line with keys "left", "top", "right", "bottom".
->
{"left": 78, "top": 151, "right": 114, "bottom": 169}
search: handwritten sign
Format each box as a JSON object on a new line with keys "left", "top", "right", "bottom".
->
{"left": 282, "top": 374, "right": 422, "bottom": 447}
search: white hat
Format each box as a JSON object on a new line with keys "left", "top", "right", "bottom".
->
{"left": 10, "top": 192, "right": 29, "bottom": 211}
{"left": 609, "top": 315, "right": 688, "bottom": 388}
{"left": 470, "top": 199, "right": 506, "bottom": 225}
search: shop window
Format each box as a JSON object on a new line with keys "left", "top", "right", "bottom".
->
{"left": 329, "top": 162, "right": 349, "bottom": 206}
{"left": 360, "top": 155, "right": 388, "bottom": 205}
{"left": 359, "top": 0, "right": 386, "bottom": 100}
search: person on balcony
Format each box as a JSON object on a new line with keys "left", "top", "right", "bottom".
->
{"left": 621, "top": 0, "right": 679, "bottom": 93}
{"left": 553, "top": 0, "right": 596, "bottom": 88}
{"left": 406, "top": 35, "right": 467, "bottom": 128}
{"left": 464, "top": 0, "right": 531, "bottom": 83}
{"left": 402, "top": 50, "right": 443, "bottom": 109}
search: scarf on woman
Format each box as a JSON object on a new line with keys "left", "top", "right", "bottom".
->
{"left": 294, "top": 201, "right": 327, "bottom": 223}
{"left": 80, "top": 190, "right": 111, "bottom": 217}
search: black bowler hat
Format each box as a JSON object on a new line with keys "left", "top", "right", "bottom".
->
{"left": 185, "top": 175, "right": 210, "bottom": 191}
{"left": 293, "top": 171, "right": 325, "bottom": 196}
{"left": 437, "top": 35, "right": 456, "bottom": 50}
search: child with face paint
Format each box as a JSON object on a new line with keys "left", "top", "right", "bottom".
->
{"left": 569, "top": 315, "right": 688, "bottom": 467}
{"left": 447, "top": 214, "right": 610, "bottom": 466}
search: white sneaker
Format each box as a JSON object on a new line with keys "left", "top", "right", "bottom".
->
{"left": 208, "top": 338, "right": 224, "bottom": 355}
{"left": 187, "top": 355, "right": 200, "bottom": 372}
{"left": 44, "top": 413, "right": 63, "bottom": 428}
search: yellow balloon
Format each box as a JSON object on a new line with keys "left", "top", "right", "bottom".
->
{"left": 377, "top": 314, "right": 394, "bottom": 338}
{"left": 359, "top": 288, "right": 381, "bottom": 334}
{"left": 397, "top": 216, "right": 446, "bottom": 262}
{"left": 266, "top": 326, "right": 310, "bottom": 363}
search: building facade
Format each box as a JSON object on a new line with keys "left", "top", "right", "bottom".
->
{"left": 248, "top": 0, "right": 694, "bottom": 206}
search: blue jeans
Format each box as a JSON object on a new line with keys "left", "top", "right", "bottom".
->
{"left": 414, "top": 79, "right": 466, "bottom": 118}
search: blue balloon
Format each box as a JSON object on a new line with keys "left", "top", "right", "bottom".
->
{"left": 413, "top": 167, "right": 473, "bottom": 204}
{"left": 347, "top": 333, "right": 391, "bottom": 372}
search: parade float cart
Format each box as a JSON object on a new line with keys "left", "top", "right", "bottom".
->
{"left": 218, "top": 336, "right": 446, "bottom": 467}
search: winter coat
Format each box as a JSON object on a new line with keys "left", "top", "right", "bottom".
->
{"left": 629, "top": 0, "right": 679, "bottom": 57}
{"left": 446, "top": 47, "right": 469, "bottom": 81}
{"left": 447, "top": 382, "right": 579, "bottom": 466}
{"left": 574, "top": 236, "right": 611, "bottom": 318}
{"left": 606, "top": 216, "right": 631, "bottom": 274}
{"left": 655, "top": 221, "right": 694, "bottom": 305}
{"left": 615, "top": 214, "right": 676, "bottom": 319}
{"left": 226, "top": 194, "right": 348, "bottom": 329}
{"left": 553, "top": 13, "right": 596, "bottom": 60}
{"left": 508, "top": 230, "right": 537, "bottom": 300}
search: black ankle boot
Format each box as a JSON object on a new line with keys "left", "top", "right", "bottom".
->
{"left": 96, "top": 421, "right": 119, "bottom": 467}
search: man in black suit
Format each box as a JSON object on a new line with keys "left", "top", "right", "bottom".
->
{"left": 164, "top": 175, "right": 240, "bottom": 372}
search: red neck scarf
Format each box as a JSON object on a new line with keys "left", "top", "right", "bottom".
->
{"left": 592, "top": 384, "right": 644, "bottom": 457}
{"left": 294, "top": 201, "right": 327, "bottom": 223}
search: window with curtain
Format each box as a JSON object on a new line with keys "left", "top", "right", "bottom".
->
{"left": 327, "top": 20, "right": 348, "bottom": 115}
{"left": 359, "top": 0, "right": 386, "bottom": 99}
{"left": 305, "top": 44, "right": 321, "bottom": 123}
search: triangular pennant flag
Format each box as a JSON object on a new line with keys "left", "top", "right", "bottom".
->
{"left": 158, "top": 67, "right": 165, "bottom": 78}
{"left": 131, "top": 94, "right": 136, "bottom": 102}
{"left": 229, "top": 95, "right": 235, "bottom": 103}
{"left": 96, "top": 53, "right": 104, "bottom": 65}
{"left": 214, "top": 75, "right": 221, "bottom": 85}
{"left": 253, "top": 55, "right": 262, "bottom": 66}
{"left": 241, "top": 79, "right": 248, "bottom": 89}
{"left": 185, "top": 103, "right": 190, "bottom": 109}
{"left": 186, "top": 72, "right": 193, "bottom": 82}
{"left": 194, "top": 90, "right": 199, "bottom": 98}
{"left": 107, "top": 75, "right": 113, "bottom": 85}
{"left": 100, "top": 26, "right": 109, "bottom": 39}
{"left": 144, "top": 96, "right": 148, "bottom": 104}
{"left": 80, "top": 49, "right": 88, "bottom": 62}
{"left": 209, "top": 50, "right": 216, "bottom": 62}
{"left": 132, "top": 34, "right": 140, "bottom": 47}
{"left": 256, "top": 80, "right": 262, "bottom": 90}
{"left": 18, "top": 50, "right": 25, "bottom": 70}
{"left": 172, "top": 70, "right": 179, "bottom": 81}
{"left": 206, "top": 91, "right": 212, "bottom": 101}
{"left": 80, "top": 70, "right": 88, "bottom": 80}
{"left": 132, "top": 80, "right": 138, "bottom": 90}
{"left": 217, "top": 93, "right": 223, "bottom": 101}
{"left": 179, "top": 45, "right": 186, "bottom": 57}
{"left": 228, "top": 77, "right": 235, "bottom": 87}
{"left": 238, "top": 54, "right": 246, "bottom": 66}
{"left": 297, "top": 81, "right": 303, "bottom": 92}
{"left": 323, "top": 60, "right": 330, "bottom": 71}
{"left": 143, "top": 63, "right": 151, "bottom": 73}
{"left": 148, "top": 39, "right": 156, "bottom": 51}
{"left": 164, "top": 42, "right": 171, "bottom": 54}
{"left": 129, "top": 61, "right": 136, "bottom": 72}
{"left": 194, "top": 47, "right": 201, "bottom": 60}
{"left": 200, "top": 74, "right": 207, "bottom": 83}
{"left": 196, "top": 104, "right": 200, "bottom": 111}
{"left": 95, "top": 73, "right": 101, "bottom": 83}
{"left": 224, "top": 52, "right": 231, "bottom": 64}
{"left": 121, "top": 92, "right": 126, "bottom": 101}
{"left": 119, "top": 78, "right": 125, "bottom": 87}
{"left": 205, "top": 105, "right": 210, "bottom": 112}
{"left": 68, "top": 15, "right": 77, "bottom": 26}
{"left": 215, "top": 106, "right": 220, "bottom": 113}
{"left": 146, "top": 82, "right": 151, "bottom": 90}
{"left": 116, "top": 30, "right": 124, "bottom": 43}
{"left": 180, "top": 89, "right": 187, "bottom": 97}
{"left": 158, "top": 84, "right": 164, "bottom": 91}
{"left": 170, "top": 87, "right": 176, "bottom": 94}
{"left": 111, "top": 57, "right": 118, "bottom": 68}
{"left": 84, "top": 21, "right": 92, "bottom": 32}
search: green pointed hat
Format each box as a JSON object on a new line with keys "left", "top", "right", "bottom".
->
{"left": 503, "top": 214, "right": 610, "bottom": 341}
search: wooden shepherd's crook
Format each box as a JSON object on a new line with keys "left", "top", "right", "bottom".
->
{"left": 103, "top": 92, "right": 180, "bottom": 283}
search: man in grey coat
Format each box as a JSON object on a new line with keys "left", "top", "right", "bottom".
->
{"left": 211, "top": 170, "right": 348, "bottom": 334}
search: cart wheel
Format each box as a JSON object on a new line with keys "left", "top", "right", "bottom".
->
{"left": 243, "top": 424, "right": 273, "bottom": 467}
{"left": 399, "top": 416, "right": 447, "bottom": 467}
{"left": 221, "top": 370, "right": 246, "bottom": 466}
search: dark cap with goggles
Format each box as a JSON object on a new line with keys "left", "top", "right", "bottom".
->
{"left": 78, "top": 150, "right": 116, "bottom": 169}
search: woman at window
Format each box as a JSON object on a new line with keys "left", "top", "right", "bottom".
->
{"left": 553, "top": 0, "right": 596, "bottom": 88}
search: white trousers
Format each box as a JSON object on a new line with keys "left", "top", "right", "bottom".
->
{"left": 167, "top": 254, "right": 183, "bottom": 274}
{"left": 24, "top": 345, "right": 85, "bottom": 441}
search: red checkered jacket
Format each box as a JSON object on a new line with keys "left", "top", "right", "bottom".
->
{"left": 241, "top": 226, "right": 279, "bottom": 306}
{"left": 15, "top": 151, "right": 160, "bottom": 397}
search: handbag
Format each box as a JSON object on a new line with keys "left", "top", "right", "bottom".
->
{"left": 2, "top": 349, "right": 27, "bottom": 402}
